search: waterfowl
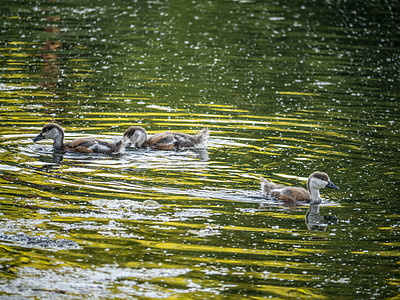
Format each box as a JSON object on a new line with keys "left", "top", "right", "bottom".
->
{"left": 33, "top": 123, "right": 125, "bottom": 154}
{"left": 260, "top": 171, "right": 339, "bottom": 204}
{"left": 121, "top": 126, "right": 209, "bottom": 151}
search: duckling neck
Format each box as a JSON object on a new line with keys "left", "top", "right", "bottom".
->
{"left": 308, "top": 182, "right": 323, "bottom": 204}
{"left": 310, "top": 188, "right": 322, "bottom": 202}
{"left": 53, "top": 132, "right": 64, "bottom": 151}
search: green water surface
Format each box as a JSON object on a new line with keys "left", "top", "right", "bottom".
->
{"left": 0, "top": 0, "right": 399, "bottom": 298}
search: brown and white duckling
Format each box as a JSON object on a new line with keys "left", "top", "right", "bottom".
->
{"left": 260, "top": 171, "right": 339, "bottom": 204}
{"left": 121, "top": 126, "right": 209, "bottom": 151}
{"left": 33, "top": 123, "right": 126, "bottom": 154}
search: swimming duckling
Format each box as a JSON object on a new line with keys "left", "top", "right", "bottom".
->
{"left": 33, "top": 123, "right": 126, "bottom": 154}
{"left": 260, "top": 171, "right": 339, "bottom": 204}
{"left": 121, "top": 126, "right": 209, "bottom": 151}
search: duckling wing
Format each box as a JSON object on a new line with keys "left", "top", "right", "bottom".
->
{"left": 147, "top": 131, "right": 175, "bottom": 148}
{"left": 147, "top": 131, "right": 202, "bottom": 150}
{"left": 65, "top": 138, "right": 97, "bottom": 152}
{"left": 172, "top": 133, "right": 197, "bottom": 150}
{"left": 272, "top": 187, "right": 311, "bottom": 203}
{"left": 91, "top": 140, "right": 119, "bottom": 153}
{"left": 147, "top": 131, "right": 173, "bottom": 146}
{"left": 290, "top": 187, "right": 311, "bottom": 202}
{"left": 66, "top": 138, "right": 116, "bottom": 153}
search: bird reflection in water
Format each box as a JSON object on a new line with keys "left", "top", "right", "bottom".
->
{"left": 191, "top": 148, "right": 209, "bottom": 161}
{"left": 305, "top": 203, "right": 338, "bottom": 231}
{"left": 33, "top": 152, "right": 64, "bottom": 169}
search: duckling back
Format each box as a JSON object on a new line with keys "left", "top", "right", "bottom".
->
{"left": 271, "top": 187, "right": 311, "bottom": 203}
{"left": 147, "top": 128, "right": 209, "bottom": 151}
{"left": 170, "top": 127, "right": 209, "bottom": 150}
{"left": 260, "top": 177, "right": 311, "bottom": 203}
{"left": 65, "top": 138, "right": 122, "bottom": 154}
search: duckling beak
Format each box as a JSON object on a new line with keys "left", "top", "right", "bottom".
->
{"left": 117, "top": 136, "right": 129, "bottom": 151}
{"left": 326, "top": 181, "right": 339, "bottom": 190}
{"left": 33, "top": 133, "right": 45, "bottom": 142}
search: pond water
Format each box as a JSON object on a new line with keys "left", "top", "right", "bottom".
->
{"left": 0, "top": 0, "right": 399, "bottom": 298}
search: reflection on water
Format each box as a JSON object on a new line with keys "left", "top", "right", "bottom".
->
{"left": 305, "top": 204, "right": 338, "bottom": 231}
{"left": 0, "top": 0, "right": 399, "bottom": 298}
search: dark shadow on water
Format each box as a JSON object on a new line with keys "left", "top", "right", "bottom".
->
{"left": 0, "top": 232, "right": 80, "bottom": 250}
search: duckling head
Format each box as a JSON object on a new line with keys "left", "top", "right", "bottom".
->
{"left": 307, "top": 171, "right": 339, "bottom": 204}
{"left": 308, "top": 172, "right": 339, "bottom": 191}
{"left": 33, "top": 123, "right": 64, "bottom": 149}
{"left": 122, "top": 126, "right": 147, "bottom": 148}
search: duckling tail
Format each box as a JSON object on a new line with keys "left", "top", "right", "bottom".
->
{"left": 260, "top": 176, "right": 278, "bottom": 197}
{"left": 194, "top": 128, "right": 210, "bottom": 147}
